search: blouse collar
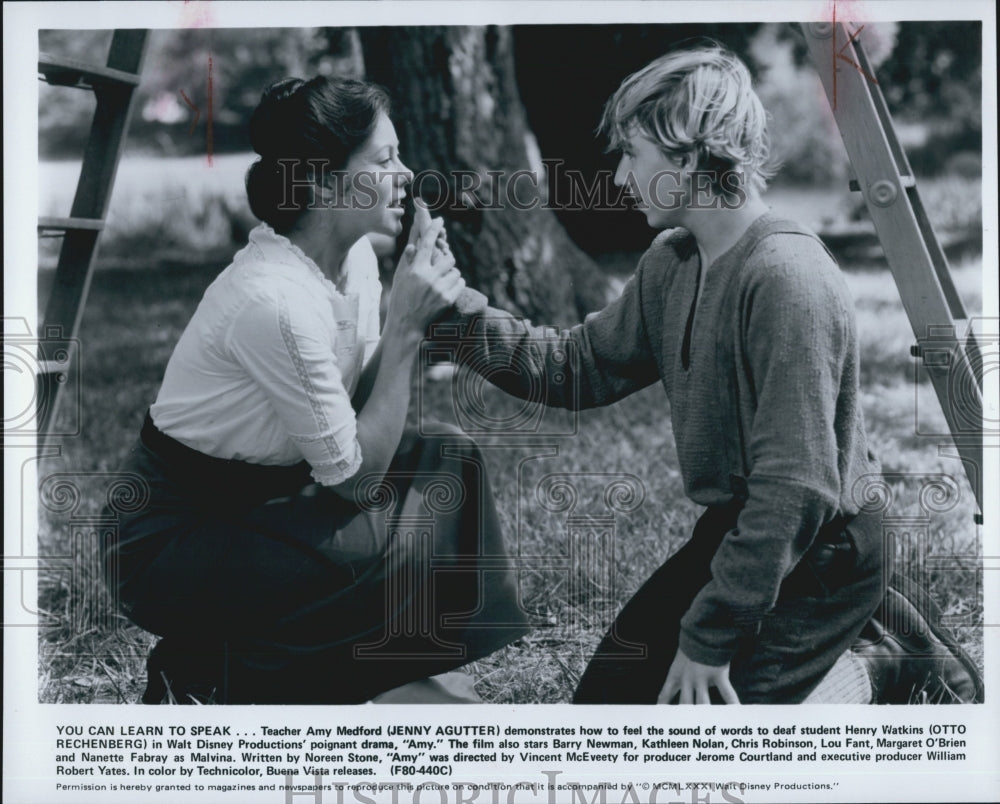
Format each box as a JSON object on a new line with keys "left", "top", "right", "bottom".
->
{"left": 248, "top": 222, "right": 353, "bottom": 298}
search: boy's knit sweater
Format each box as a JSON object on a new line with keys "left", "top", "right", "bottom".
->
{"left": 441, "top": 212, "right": 880, "bottom": 665}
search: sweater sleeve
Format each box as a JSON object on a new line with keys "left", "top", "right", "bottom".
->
{"left": 678, "top": 237, "right": 853, "bottom": 665}
{"left": 432, "top": 256, "right": 660, "bottom": 410}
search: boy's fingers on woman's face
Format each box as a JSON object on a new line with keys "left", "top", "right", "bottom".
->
{"left": 413, "top": 198, "right": 432, "bottom": 232}
{"left": 405, "top": 201, "right": 429, "bottom": 249}
{"left": 416, "top": 219, "right": 444, "bottom": 257}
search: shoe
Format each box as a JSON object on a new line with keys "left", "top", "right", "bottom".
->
{"left": 853, "top": 582, "right": 983, "bottom": 704}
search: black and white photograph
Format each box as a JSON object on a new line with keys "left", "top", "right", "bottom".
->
{"left": 4, "top": 1, "right": 998, "bottom": 803}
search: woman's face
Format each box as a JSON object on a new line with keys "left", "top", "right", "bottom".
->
{"left": 339, "top": 112, "right": 413, "bottom": 238}
{"left": 614, "top": 127, "right": 692, "bottom": 230}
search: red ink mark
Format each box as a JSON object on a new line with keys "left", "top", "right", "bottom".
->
{"left": 179, "top": 89, "right": 200, "bottom": 135}
{"left": 831, "top": 3, "right": 880, "bottom": 110}
{"left": 177, "top": 0, "right": 215, "bottom": 30}
{"left": 178, "top": 54, "right": 214, "bottom": 165}
{"left": 206, "top": 54, "right": 214, "bottom": 167}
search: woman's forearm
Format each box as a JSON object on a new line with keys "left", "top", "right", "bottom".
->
{"left": 351, "top": 342, "right": 383, "bottom": 413}
{"left": 328, "top": 325, "right": 419, "bottom": 500}
{"left": 327, "top": 210, "right": 462, "bottom": 500}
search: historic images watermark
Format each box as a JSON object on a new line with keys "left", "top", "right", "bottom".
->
{"left": 265, "top": 161, "right": 750, "bottom": 214}
{"left": 3, "top": 317, "right": 81, "bottom": 439}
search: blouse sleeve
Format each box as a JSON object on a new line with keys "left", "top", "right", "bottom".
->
{"left": 224, "top": 287, "right": 363, "bottom": 486}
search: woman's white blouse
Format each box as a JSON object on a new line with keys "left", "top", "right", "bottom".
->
{"left": 150, "top": 223, "right": 382, "bottom": 486}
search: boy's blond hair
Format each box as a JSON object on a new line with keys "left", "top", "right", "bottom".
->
{"left": 601, "top": 45, "right": 775, "bottom": 196}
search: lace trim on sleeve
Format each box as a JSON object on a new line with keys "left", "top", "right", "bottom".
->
{"left": 308, "top": 441, "right": 363, "bottom": 486}
{"left": 277, "top": 295, "right": 361, "bottom": 481}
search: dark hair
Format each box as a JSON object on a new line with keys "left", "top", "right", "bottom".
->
{"left": 245, "top": 76, "right": 391, "bottom": 233}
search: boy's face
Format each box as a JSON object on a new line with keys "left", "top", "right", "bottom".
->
{"left": 613, "top": 126, "right": 692, "bottom": 230}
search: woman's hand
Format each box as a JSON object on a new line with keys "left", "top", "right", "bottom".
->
{"left": 657, "top": 647, "right": 740, "bottom": 704}
{"left": 386, "top": 203, "right": 465, "bottom": 338}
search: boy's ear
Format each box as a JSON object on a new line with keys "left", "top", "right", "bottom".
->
{"left": 668, "top": 149, "right": 698, "bottom": 171}
{"left": 685, "top": 147, "right": 705, "bottom": 171}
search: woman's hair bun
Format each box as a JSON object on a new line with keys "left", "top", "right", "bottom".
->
{"left": 248, "top": 78, "right": 307, "bottom": 158}
{"left": 244, "top": 75, "right": 391, "bottom": 233}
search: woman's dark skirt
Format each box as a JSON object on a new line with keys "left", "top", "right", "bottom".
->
{"left": 103, "top": 414, "right": 530, "bottom": 704}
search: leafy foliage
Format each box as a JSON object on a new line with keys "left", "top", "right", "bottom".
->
{"left": 39, "top": 28, "right": 348, "bottom": 157}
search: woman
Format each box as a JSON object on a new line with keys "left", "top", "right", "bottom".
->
{"left": 103, "top": 76, "right": 528, "bottom": 704}
{"left": 437, "top": 45, "right": 982, "bottom": 704}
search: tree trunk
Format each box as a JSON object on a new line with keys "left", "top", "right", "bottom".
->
{"left": 359, "top": 26, "right": 609, "bottom": 327}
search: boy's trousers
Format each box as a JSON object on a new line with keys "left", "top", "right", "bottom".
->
{"left": 574, "top": 500, "right": 884, "bottom": 704}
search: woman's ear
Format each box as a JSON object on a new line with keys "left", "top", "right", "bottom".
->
{"left": 315, "top": 168, "right": 349, "bottom": 210}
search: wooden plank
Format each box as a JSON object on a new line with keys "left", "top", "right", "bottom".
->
{"left": 849, "top": 175, "right": 914, "bottom": 192}
{"left": 801, "top": 22, "right": 983, "bottom": 513}
{"left": 906, "top": 185, "right": 970, "bottom": 322}
{"left": 37, "top": 30, "right": 149, "bottom": 440}
{"left": 37, "top": 216, "right": 105, "bottom": 233}
{"left": 38, "top": 52, "right": 141, "bottom": 89}
{"left": 851, "top": 37, "right": 970, "bottom": 323}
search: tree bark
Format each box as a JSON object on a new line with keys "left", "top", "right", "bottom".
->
{"left": 360, "top": 26, "right": 609, "bottom": 327}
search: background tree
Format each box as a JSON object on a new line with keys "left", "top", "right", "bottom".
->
{"left": 39, "top": 28, "right": 339, "bottom": 157}
{"left": 360, "top": 26, "right": 610, "bottom": 326}
{"left": 878, "top": 21, "right": 982, "bottom": 176}
{"left": 40, "top": 23, "right": 982, "bottom": 307}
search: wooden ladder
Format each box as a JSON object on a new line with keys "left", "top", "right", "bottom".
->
{"left": 36, "top": 29, "right": 149, "bottom": 444}
{"left": 800, "top": 21, "right": 985, "bottom": 520}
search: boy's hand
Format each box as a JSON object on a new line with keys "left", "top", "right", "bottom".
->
{"left": 657, "top": 647, "right": 740, "bottom": 704}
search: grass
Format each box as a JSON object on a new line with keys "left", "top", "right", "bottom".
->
{"left": 34, "top": 243, "right": 985, "bottom": 704}
{"left": 34, "top": 157, "right": 985, "bottom": 703}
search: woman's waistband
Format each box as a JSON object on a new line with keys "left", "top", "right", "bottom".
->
{"left": 140, "top": 411, "right": 313, "bottom": 504}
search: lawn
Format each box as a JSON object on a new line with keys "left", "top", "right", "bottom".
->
{"left": 33, "top": 156, "right": 985, "bottom": 704}
{"left": 33, "top": 244, "right": 984, "bottom": 704}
